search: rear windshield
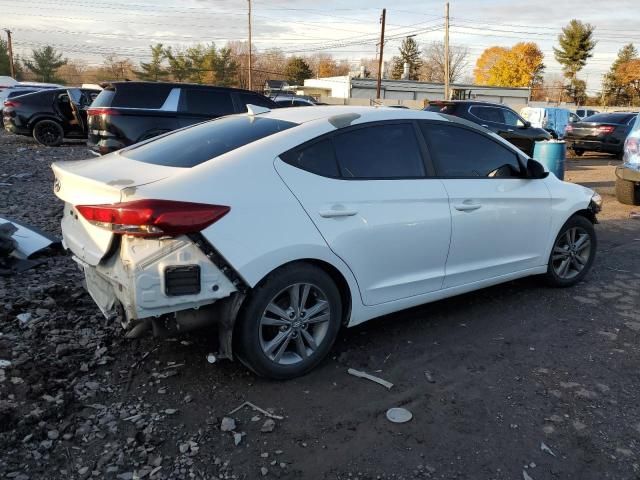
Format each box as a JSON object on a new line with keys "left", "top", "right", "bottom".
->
{"left": 426, "top": 103, "right": 457, "bottom": 114}
{"left": 121, "top": 115, "right": 297, "bottom": 167}
{"left": 91, "top": 89, "right": 115, "bottom": 107}
{"left": 582, "top": 113, "right": 634, "bottom": 123}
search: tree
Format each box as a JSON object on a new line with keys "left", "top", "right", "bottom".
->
{"left": 134, "top": 44, "right": 168, "bottom": 81}
{"left": 23, "top": 46, "right": 67, "bottom": 83}
{"left": 185, "top": 44, "right": 213, "bottom": 84}
{"left": 421, "top": 41, "right": 468, "bottom": 83}
{"left": 474, "top": 43, "right": 544, "bottom": 88}
{"left": 284, "top": 57, "right": 312, "bottom": 85}
{"left": 212, "top": 47, "right": 239, "bottom": 87}
{"left": 56, "top": 60, "right": 88, "bottom": 85}
{"left": 165, "top": 47, "right": 193, "bottom": 82}
{"left": 553, "top": 19, "right": 596, "bottom": 103}
{"left": 97, "top": 54, "right": 135, "bottom": 81}
{"left": 391, "top": 37, "right": 422, "bottom": 80}
{"left": 616, "top": 59, "right": 640, "bottom": 104}
{"left": 603, "top": 43, "right": 637, "bottom": 105}
{"left": 0, "top": 39, "right": 10, "bottom": 76}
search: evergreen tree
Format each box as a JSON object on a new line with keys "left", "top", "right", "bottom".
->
{"left": 553, "top": 20, "right": 596, "bottom": 103}
{"left": 284, "top": 57, "right": 313, "bottom": 85}
{"left": 0, "top": 39, "right": 10, "bottom": 76}
{"left": 134, "top": 44, "right": 168, "bottom": 81}
{"left": 391, "top": 37, "right": 422, "bottom": 80}
{"left": 165, "top": 47, "right": 193, "bottom": 82}
{"left": 23, "top": 46, "right": 67, "bottom": 82}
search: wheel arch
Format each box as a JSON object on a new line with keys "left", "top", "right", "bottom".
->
{"left": 28, "top": 115, "right": 64, "bottom": 132}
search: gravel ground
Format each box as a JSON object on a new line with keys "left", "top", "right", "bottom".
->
{"left": 1, "top": 130, "right": 639, "bottom": 480}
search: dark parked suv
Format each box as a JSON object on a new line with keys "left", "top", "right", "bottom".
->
{"left": 87, "top": 82, "right": 279, "bottom": 154}
{"left": 3, "top": 88, "right": 100, "bottom": 146}
{"left": 425, "top": 101, "right": 552, "bottom": 156}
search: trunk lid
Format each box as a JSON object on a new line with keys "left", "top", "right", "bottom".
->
{"left": 52, "top": 153, "right": 178, "bottom": 265}
{"left": 568, "top": 121, "right": 619, "bottom": 140}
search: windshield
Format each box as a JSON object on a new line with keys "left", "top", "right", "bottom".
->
{"left": 121, "top": 115, "right": 297, "bottom": 168}
{"left": 582, "top": 113, "right": 634, "bottom": 124}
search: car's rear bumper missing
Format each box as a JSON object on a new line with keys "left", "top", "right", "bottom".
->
{"left": 70, "top": 234, "right": 239, "bottom": 326}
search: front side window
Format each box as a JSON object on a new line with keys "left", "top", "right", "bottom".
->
{"left": 182, "top": 89, "right": 234, "bottom": 116}
{"left": 332, "top": 123, "right": 426, "bottom": 178}
{"left": 420, "top": 123, "right": 522, "bottom": 178}
{"left": 469, "top": 106, "right": 504, "bottom": 124}
{"left": 502, "top": 109, "right": 525, "bottom": 127}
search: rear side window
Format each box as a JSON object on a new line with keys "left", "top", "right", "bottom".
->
{"left": 181, "top": 88, "right": 234, "bottom": 116}
{"left": 421, "top": 123, "right": 521, "bottom": 178}
{"left": 112, "top": 84, "right": 173, "bottom": 108}
{"left": 469, "top": 106, "right": 504, "bottom": 123}
{"left": 121, "top": 116, "right": 297, "bottom": 168}
{"left": 426, "top": 103, "right": 457, "bottom": 114}
{"left": 281, "top": 139, "right": 339, "bottom": 177}
{"left": 332, "top": 123, "right": 425, "bottom": 178}
{"left": 239, "top": 93, "right": 276, "bottom": 111}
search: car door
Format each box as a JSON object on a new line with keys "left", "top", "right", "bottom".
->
{"left": 177, "top": 88, "right": 235, "bottom": 128}
{"left": 501, "top": 108, "right": 537, "bottom": 153}
{"left": 419, "top": 121, "right": 551, "bottom": 288}
{"left": 275, "top": 121, "right": 452, "bottom": 306}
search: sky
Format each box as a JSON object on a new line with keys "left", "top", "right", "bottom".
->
{"left": 2, "top": 0, "right": 639, "bottom": 92}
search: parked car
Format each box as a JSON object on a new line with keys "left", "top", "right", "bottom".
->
{"left": 425, "top": 101, "right": 552, "bottom": 156}
{"left": 52, "top": 106, "right": 601, "bottom": 379}
{"left": 564, "top": 112, "right": 638, "bottom": 158}
{"left": 569, "top": 112, "right": 581, "bottom": 123}
{"left": 520, "top": 107, "right": 571, "bottom": 139}
{"left": 575, "top": 108, "right": 599, "bottom": 120}
{"left": 3, "top": 87, "right": 100, "bottom": 146}
{"left": 87, "top": 82, "right": 279, "bottom": 154}
{"left": 0, "top": 76, "right": 18, "bottom": 105}
{"left": 615, "top": 114, "right": 640, "bottom": 205}
{"left": 272, "top": 95, "right": 319, "bottom": 107}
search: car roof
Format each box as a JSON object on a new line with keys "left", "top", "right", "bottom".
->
{"left": 429, "top": 100, "right": 515, "bottom": 108}
{"left": 257, "top": 105, "right": 445, "bottom": 124}
{"left": 104, "top": 81, "right": 265, "bottom": 95}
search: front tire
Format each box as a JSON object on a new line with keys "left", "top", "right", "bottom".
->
{"left": 235, "top": 263, "right": 342, "bottom": 379}
{"left": 545, "top": 215, "right": 596, "bottom": 287}
{"left": 32, "top": 120, "right": 64, "bottom": 147}
{"left": 573, "top": 148, "right": 584, "bottom": 157}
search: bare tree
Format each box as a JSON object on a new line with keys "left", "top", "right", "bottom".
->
{"left": 420, "top": 41, "right": 469, "bottom": 84}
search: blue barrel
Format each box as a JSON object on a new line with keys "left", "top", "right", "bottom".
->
{"left": 533, "top": 140, "right": 566, "bottom": 180}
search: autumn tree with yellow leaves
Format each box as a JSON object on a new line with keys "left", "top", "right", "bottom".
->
{"left": 473, "top": 42, "right": 545, "bottom": 88}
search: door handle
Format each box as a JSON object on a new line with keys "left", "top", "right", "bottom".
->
{"left": 454, "top": 202, "right": 482, "bottom": 212}
{"left": 507, "top": 128, "right": 514, "bottom": 132}
{"left": 319, "top": 209, "right": 358, "bottom": 218}
{"left": 481, "top": 124, "right": 489, "bottom": 128}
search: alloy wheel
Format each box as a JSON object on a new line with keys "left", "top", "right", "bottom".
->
{"left": 259, "top": 283, "right": 331, "bottom": 365}
{"left": 551, "top": 226, "right": 592, "bottom": 280}
{"left": 36, "top": 123, "right": 60, "bottom": 146}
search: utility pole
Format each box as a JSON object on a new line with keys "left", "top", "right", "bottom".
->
{"left": 248, "top": 0, "right": 253, "bottom": 91}
{"left": 4, "top": 29, "right": 15, "bottom": 78}
{"left": 376, "top": 8, "right": 386, "bottom": 100}
{"left": 443, "top": 2, "right": 450, "bottom": 100}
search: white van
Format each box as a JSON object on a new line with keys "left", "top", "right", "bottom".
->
{"left": 0, "top": 76, "right": 18, "bottom": 104}
{"left": 520, "top": 107, "right": 572, "bottom": 139}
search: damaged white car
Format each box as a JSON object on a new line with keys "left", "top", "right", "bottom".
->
{"left": 52, "top": 105, "right": 601, "bottom": 379}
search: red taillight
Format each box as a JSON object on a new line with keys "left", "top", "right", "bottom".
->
{"left": 597, "top": 125, "right": 615, "bottom": 134}
{"left": 3, "top": 100, "right": 20, "bottom": 108}
{"left": 87, "top": 107, "right": 120, "bottom": 116}
{"left": 76, "top": 200, "right": 230, "bottom": 237}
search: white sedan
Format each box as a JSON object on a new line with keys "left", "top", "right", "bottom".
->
{"left": 52, "top": 105, "right": 601, "bottom": 379}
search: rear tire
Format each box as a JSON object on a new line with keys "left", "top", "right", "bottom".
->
{"left": 235, "top": 263, "right": 342, "bottom": 379}
{"left": 545, "top": 215, "right": 596, "bottom": 288}
{"left": 616, "top": 177, "right": 639, "bottom": 205}
{"left": 32, "top": 120, "right": 64, "bottom": 147}
{"left": 573, "top": 148, "right": 584, "bottom": 157}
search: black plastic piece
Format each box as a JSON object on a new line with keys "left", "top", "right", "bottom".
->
{"left": 187, "top": 233, "right": 249, "bottom": 293}
{"left": 165, "top": 265, "right": 201, "bottom": 296}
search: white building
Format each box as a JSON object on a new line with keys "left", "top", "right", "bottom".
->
{"left": 300, "top": 76, "right": 531, "bottom": 109}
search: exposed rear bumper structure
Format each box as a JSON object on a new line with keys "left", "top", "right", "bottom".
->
{"left": 70, "top": 234, "right": 241, "bottom": 355}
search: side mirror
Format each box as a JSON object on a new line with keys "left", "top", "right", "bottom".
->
{"left": 519, "top": 121, "right": 531, "bottom": 129}
{"left": 527, "top": 159, "right": 549, "bottom": 179}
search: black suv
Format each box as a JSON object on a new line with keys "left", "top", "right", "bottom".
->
{"left": 3, "top": 88, "right": 100, "bottom": 146}
{"left": 425, "top": 101, "right": 552, "bottom": 156}
{"left": 87, "top": 82, "right": 279, "bottom": 154}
